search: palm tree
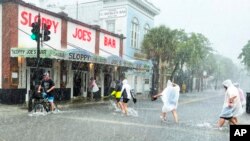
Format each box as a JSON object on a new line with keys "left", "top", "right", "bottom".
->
{"left": 142, "top": 25, "right": 177, "bottom": 92}
{"left": 239, "top": 40, "right": 250, "bottom": 71}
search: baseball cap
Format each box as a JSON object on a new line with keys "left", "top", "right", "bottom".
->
{"left": 43, "top": 72, "right": 49, "bottom": 76}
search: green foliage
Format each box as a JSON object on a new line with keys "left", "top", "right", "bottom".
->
{"left": 142, "top": 25, "right": 240, "bottom": 87}
{"left": 238, "top": 40, "right": 250, "bottom": 71}
{"left": 142, "top": 25, "right": 177, "bottom": 61}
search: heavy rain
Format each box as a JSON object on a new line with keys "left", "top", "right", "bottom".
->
{"left": 1, "top": 0, "right": 250, "bottom": 141}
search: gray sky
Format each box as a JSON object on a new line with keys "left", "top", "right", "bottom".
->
{"left": 152, "top": 0, "right": 250, "bottom": 64}
{"left": 23, "top": 0, "right": 250, "bottom": 64}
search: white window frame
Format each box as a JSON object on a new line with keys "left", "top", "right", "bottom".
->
{"left": 131, "top": 17, "right": 139, "bottom": 48}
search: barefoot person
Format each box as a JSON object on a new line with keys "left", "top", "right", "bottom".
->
{"left": 121, "top": 79, "right": 132, "bottom": 115}
{"left": 153, "top": 80, "right": 180, "bottom": 123}
{"left": 111, "top": 80, "right": 123, "bottom": 112}
{"left": 217, "top": 79, "right": 243, "bottom": 127}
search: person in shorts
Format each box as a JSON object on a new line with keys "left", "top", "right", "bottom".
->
{"left": 121, "top": 79, "right": 132, "bottom": 115}
{"left": 111, "top": 80, "right": 123, "bottom": 112}
{"left": 217, "top": 79, "right": 243, "bottom": 127}
{"left": 153, "top": 80, "right": 180, "bottom": 123}
{"left": 38, "top": 72, "right": 56, "bottom": 112}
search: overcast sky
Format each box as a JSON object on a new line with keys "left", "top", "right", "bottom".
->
{"left": 152, "top": 0, "right": 250, "bottom": 64}
{"left": 24, "top": 0, "right": 250, "bottom": 64}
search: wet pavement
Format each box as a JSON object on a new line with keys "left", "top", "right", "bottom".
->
{"left": 0, "top": 89, "right": 249, "bottom": 141}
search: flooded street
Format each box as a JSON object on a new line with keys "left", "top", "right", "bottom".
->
{"left": 1, "top": 0, "right": 250, "bottom": 141}
{"left": 1, "top": 90, "right": 247, "bottom": 141}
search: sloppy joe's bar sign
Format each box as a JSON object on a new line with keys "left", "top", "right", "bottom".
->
{"left": 10, "top": 48, "right": 64, "bottom": 59}
{"left": 99, "top": 33, "right": 120, "bottom": 57}
{"left": 67, "top": 22, "right": 96, "bottom": 54}
{"left": 18, "top": 5, "right": 61, "bottom": 49}
{"left": 20, "top": 11, "right": 59, "bottom": 33}
{"left": 67, "top": 52, "right": 91, "bottom": 62}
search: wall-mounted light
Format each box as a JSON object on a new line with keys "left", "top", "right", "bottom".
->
{"left": 18, "top": 57, "right": 22, "bottom": 64}
{"left": 89, "top": 63, "right": 94, "bottom": 70}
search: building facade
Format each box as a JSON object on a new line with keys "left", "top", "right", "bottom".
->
{"left": 0, "top": 0, "right": 134, "bottom": 104}
{"left": 42, "top": 0, "right": 160, "bottom": 95}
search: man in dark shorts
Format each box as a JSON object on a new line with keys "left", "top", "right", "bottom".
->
{"left": 111, "top": 80, "right": 123, "bottom": 112}
{"left": 37, "top": 72, "right": 56, "bottom": 112}
{"left": 217, "top": 79, "right": 239, "bottom": 127}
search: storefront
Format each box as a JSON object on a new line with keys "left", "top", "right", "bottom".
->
{"left": 0, "top": 1, "right": 129, "bottom": 104}
{"left": 126, "top": 60, "right": 152, "bottom": 95}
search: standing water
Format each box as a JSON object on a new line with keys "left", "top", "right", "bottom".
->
{"left": 108, "top": 100, "right": 138, "bottom": 117}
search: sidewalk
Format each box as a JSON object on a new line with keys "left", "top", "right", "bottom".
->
{"left": 0, "top": 97, "right": 110, "bottom": 116}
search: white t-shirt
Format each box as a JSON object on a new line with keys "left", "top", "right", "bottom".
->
{"left": 91, "top": 81, "right": 99, "bottom": 93}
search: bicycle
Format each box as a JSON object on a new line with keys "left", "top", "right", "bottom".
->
{"left": 33, "top": 92, "right": 59, "bottom": 113}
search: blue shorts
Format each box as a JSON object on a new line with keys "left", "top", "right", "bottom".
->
{"left": 47, "top": 96, "right": 54, "bottom": 103}
{"left": 42, "top": 92, "right": 54, "bottom": 103}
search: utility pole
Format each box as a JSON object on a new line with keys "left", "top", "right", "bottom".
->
{"left": 30, "top": 13, "right": 41, "bottom": 73}
{"left": 35, "top": 13, "right": 41, "bottom": 87}
{"left": 28, "top": 13, "right": 41, "bottom": 112}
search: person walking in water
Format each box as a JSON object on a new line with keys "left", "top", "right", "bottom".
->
{"left": 217, "top": 79, "right": 243, "bottom": 127}
{"left": 121, "top": 78, "right": 132, "bottom": 115}
{"left": 153, "top": 80, "right": 180, "bottom": 123}
{"left": 111, "top": 80, "right": 123, "bottom": 112}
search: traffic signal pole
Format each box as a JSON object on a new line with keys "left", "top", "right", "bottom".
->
{"left": 36, "top": 13, "right": 41, "bottom": 69}
{"left": 28, "top": 13, "right": 41, "bottom": 112}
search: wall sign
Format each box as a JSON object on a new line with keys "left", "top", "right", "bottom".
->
{"left": 99, "top": 8, "right": 127, "bottom": 19}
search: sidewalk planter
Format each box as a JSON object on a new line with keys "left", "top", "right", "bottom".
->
{"left": 246, "top": 92, "right": 250, "bottom": 114}
{"left": 0, "top": 89, "right": 26, "bottom": 104}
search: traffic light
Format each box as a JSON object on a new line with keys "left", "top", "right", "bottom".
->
{"left": 31, "top": 22, "right": 40, "bottom": 41}
{"left": 43, "top": 24, "right": 51, "bottom": 42}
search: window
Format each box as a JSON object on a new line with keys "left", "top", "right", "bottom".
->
{"left": 106, "top": 20, "right": 115, "bottom": 33}
{"left": 131, "top": 17, "right": 139, "bottom": 48}
{"left": 144, "top": 24, "right": 150, "bottom": 35}
{"left": 145, "top": 79, "right": 149, "bottom": 84}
